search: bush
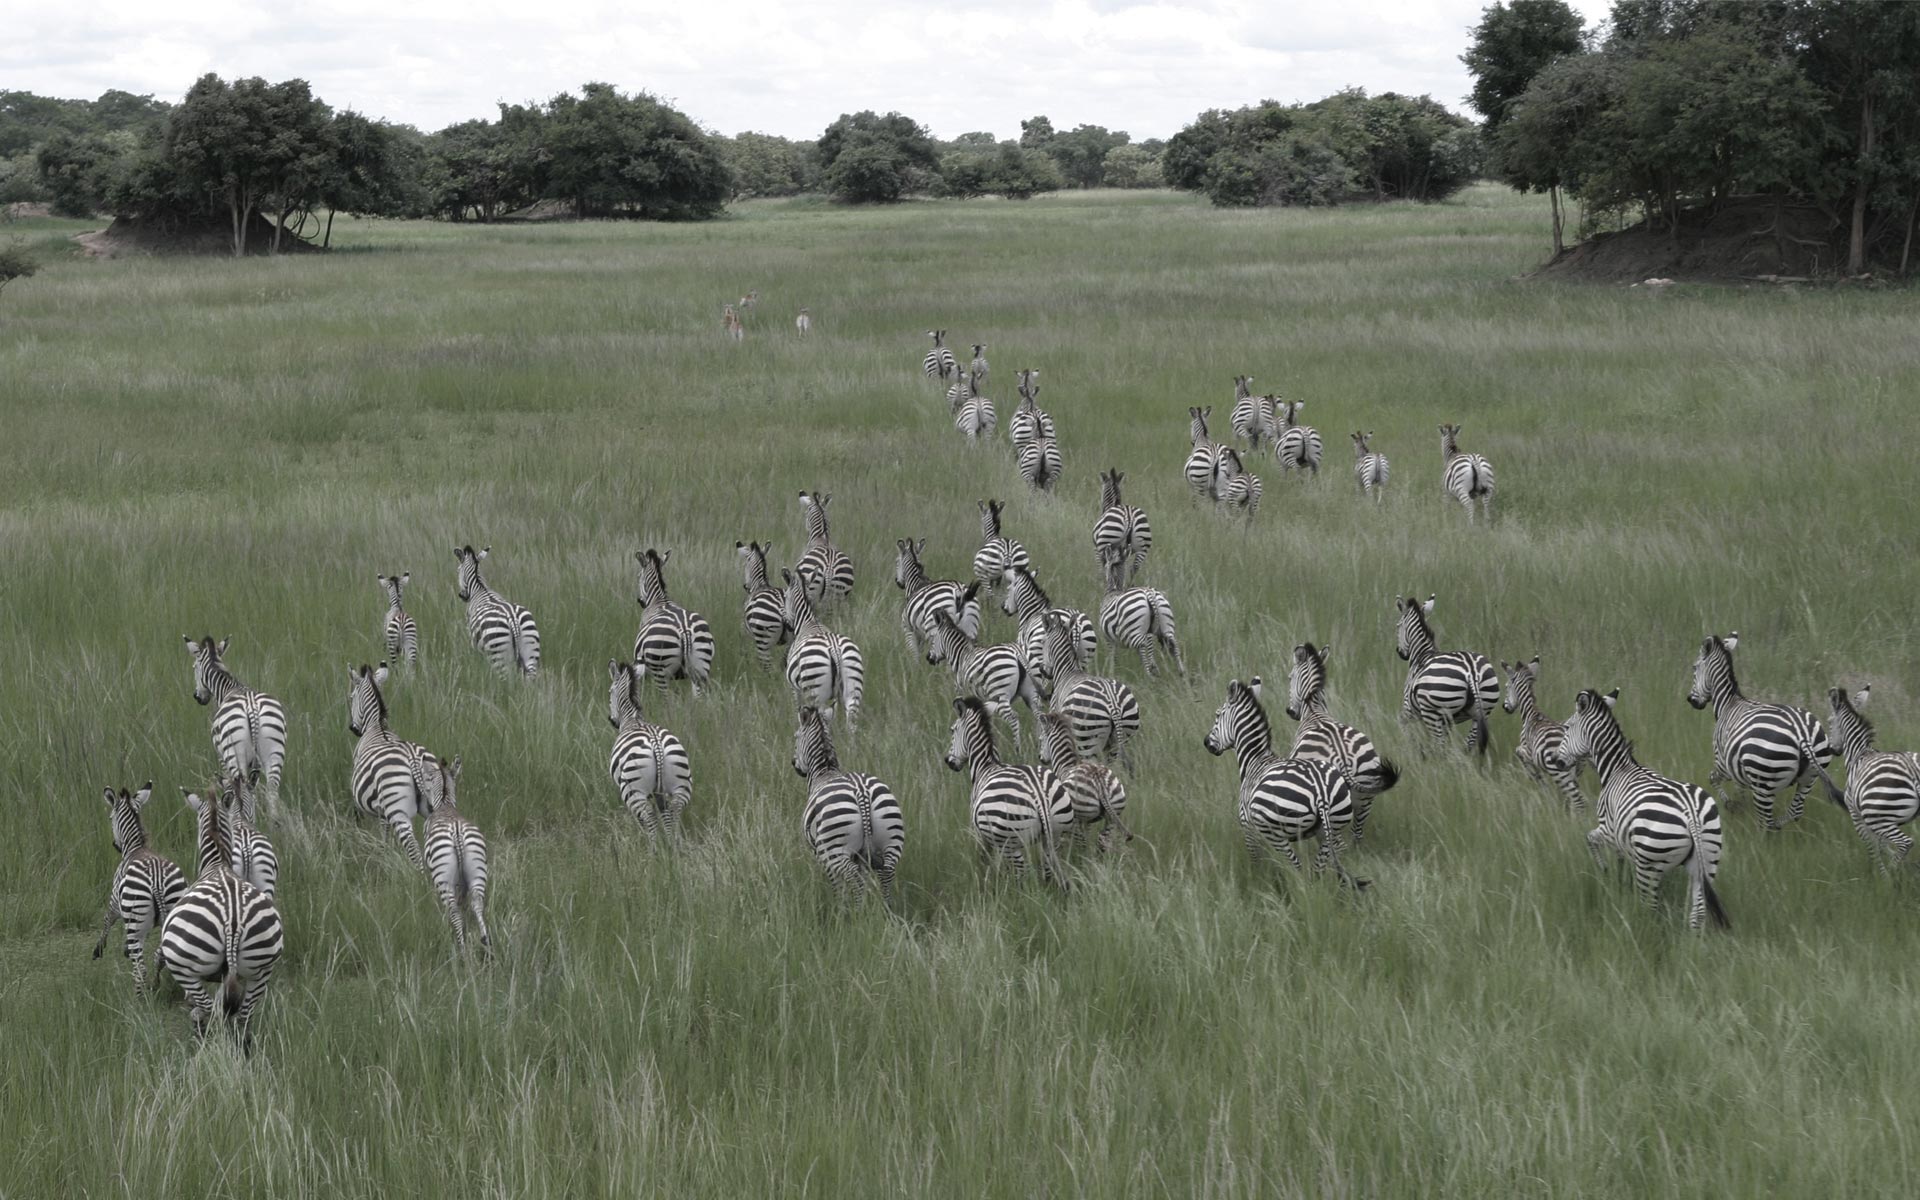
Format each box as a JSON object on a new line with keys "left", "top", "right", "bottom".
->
{"left": 0, "top": 238, "right": 38, "bottom": 297}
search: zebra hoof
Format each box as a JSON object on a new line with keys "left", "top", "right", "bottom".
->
{"left": 92, "top": 946, "right": 103, "bottom": 960}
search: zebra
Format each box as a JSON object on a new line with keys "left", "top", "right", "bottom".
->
{"left": 159, "top": 783, "right": 284, "bottom": 1053}
{"left": 1009, "top": 371, "right": 1055, "bottom": 447}
{"left": 1093, "top": 468, "right": 1151, "bottom": 585}
{"left": 1037, "top": 710, "right": 1133, "bottom": 852}
{"left": 608, "top": 660, "right": 694, "bottom": 839}
{"left": 1394, "top": 594, "right": 1500, "bottom": 756}
{"left": 1099, "top": 558, "right": 1185, "bottom": 676}
{"left": 926, "top": 602, "right": 1044, "bottom": 747}
{"left": 346, "top": 663, "right": 436, "bottom": 870}
{"left": 182, "top": 635, "right": 288, "bottom": 817}
{"left": 1688, "top": 632, "right": 1839, "bottom": 830}
{"left": 946, "top": 367, "right": 976, "bottom": 410}
{"left": 1018, "top": 428, "right": 1062, "bottom": 492}
{"left": 1183, "top": 406, "right": 1235, "bottom": 498}
{"left": 895, "top": 537, "right": 982, "bottom": 659}
{"left": 1351, "top": 431, "right": 1389, "bottom": 502}
{"left": 1000, "top": 564, "right": 1096, "bottom": 691}
{"left": 1273, "top": 399, "right": 1322, "bottom": 476}
{"left": 795, "top": 308, "right": 811, "bottom": 336}
{"left": 1552, "top": 687, "right": 1728, "bottom": 930}
{"left": 214, "top": 773, "right": 278, "bottom": 899}
{"left": 1439, "top": 423, "right": 1495, "bottom": 521}
{"left": 92, "top": 782, "right": 186, "bottom": 995}
{"left": 1501, "top": 656, "right": 1584, "bottom": 812}
{"left": 953, "top": 373, "right": 997, "bottom": 441}
{"left": 969, "top": 342, "right": 990, "bottom": 386}
{"left": 972, "top": 499, "right": 1029, "bottom": 595}
{"left": 453, "top": 545, "right": 540, "bottom": 676}
{"left": 378, "top": 573, "right": 419, "bottom": 665}
{"left": 1228, "top": 377, "right": 1274, "bottom": 451}
{"left": 1039, "top": 612, "right": 1141, "bottom": 769}
{"left": 781, "top": 568, "right": 866, "bottom": 731}
{"left": 943, "top": 696, "right": 1073, "bottom": 892}
{"left": 633, "top": 548, "right": 716, "bottom": 697}
{"left": 923, "top": 329, "right": 956, "bottom": 380}
{"left": 735, "top": 540, "right": 791, "bottom": 670}
{"left": 1827, "top": 685, "right": 1920, "bottom": 869}
{"left": 1286, "top": 642, "right": 1400, "bottom": 844}
{"left": 795, "top": 491, "right": 855, "bottom": 609}
{"left": 1204, "top": 677, "right": 1364, "bottom": 888}
{"left": 1209, "top": 447, "right": 1262, "bottom": 518}
{"left": 423, "top": 755, "right": 492, "bottom": 951}
{"left": 794, "top": 705, "right": 905, "bottom": 905}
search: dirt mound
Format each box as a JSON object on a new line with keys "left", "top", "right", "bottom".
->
{"left": 1536, "top": 200, "right": 1859, "bottom": 284}
{"left": 74, "top": 213, "right": 324, "bottom": 258}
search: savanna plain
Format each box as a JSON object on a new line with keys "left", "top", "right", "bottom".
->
{"left": 2, "top": 187, "right": 1918, "bottom": 1198}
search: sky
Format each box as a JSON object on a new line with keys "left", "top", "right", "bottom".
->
{"left": 5, "top": 0, "right": 1612, "bottom": 141}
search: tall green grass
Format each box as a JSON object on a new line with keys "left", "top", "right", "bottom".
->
{"left": 3, "top": 187, "right": 1918, "bottom": 1197}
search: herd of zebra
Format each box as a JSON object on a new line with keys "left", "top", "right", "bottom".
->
{"left": 91, "top": 331, "right": 1920, "bottom": 1054}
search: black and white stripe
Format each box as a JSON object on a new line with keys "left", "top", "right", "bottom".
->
{"left": 215, "top": 773, "right": 278, "bottom": 899}
{"left": 159, "top": 785, "right": 284, "bottom": 1052}
{"left": 947, "top": 368, "right": 976, "bottom": 409}
{"left": 378, "top": 572, "right": 419, "bottom": 665}
{"left": 1688, "top": 633, "right": 1838, "bottom": 829}
{"left": 1501, "top": 656, "right": 1583, "bottom": 811}
{"left": 608, "top": 660, "right": 694, "bottom": 839}
{"left": 1039, "top": 612, "right": 1141, "bottom": 769}
{"left": 1209, "top": 447, "right": 1262, "bottom": 518}
{"left": 1439, "top": 423, "right": 1495, "bottom": 521}
{"left": 944, "top": 697, "right": 1073, "bottom": 892}
{"left": 1093, "top": 468, "right": 1151, "bottom": 585}
{"left": 1037, "top": 710, "right": 1133, "bottom": 852}
{"left": 423, "top": 756, "right": 492, "bottom": 950}
{"left": 794, "top": 705, "right": 905, "bottom": 904}
{"left": 972, "top": 499, "right": 1029, "bottom": 594}
{"left": 1018, "top": 431, "right": 1063, "bottom": 492}
{"left": 92, "top": 783, "right": 186, "bottom": 995}
{"left": 1009, "top": 370, "right": 1055, "bottom": 447}
{"left": 895, "top": 537, "right": 982, "bottom": 659}
{"left": 1827, "top": 686, "right": 1920, "bottom": 869}
{"left": 1000, "top": 564, "right": 1096, "bottom": 692}
{"left": 735, "top": 540, "right": 791, "bottom": 670}
{"left": 795, "top": 491, "right": 855, "bottom": 609}
{"left": 1350, "top": 431, "right": 1389, "bottom": 502}
{"left": 1394, "top": 594, "right": 1500, "bottom": 755}
{"left": 923, "top": 329, "right": 956, "bottom": 380}
{"left": 1228, "top": 377, "right": 1274, "bottom": 451}
{"left": 453, "top": 545, "right": 540, "bottom": 676}
{"left": 346, "top": 663, "right": 436, "bottom": 870}
{"left": 633, "top": 548, "right": 716, "bottom": 697}
{"left": 781, "top": 569, "right": 866, "bottom": 731}
{"left": 1100, "top": 559, "right": 1185, "bottom": 676}
{"left": 927, "top": 602, "right": 1043, "bottom": 747}
{"left": 1286, "top": 642, "right": 1400, "bottom": 844}
{"left": 953, "top": 373, "right": 997, "bottom": 441}
{"left": 1205, "top": 677, "right": 1363, "bottom": 887}
{"left": 969, "top": 342, "right": 990, "bottom": 387}
{"left": 1183, "top": 406, "right": 1234, "bottom": 498}
{"left": 183, "top": 635, "right": 288, "bottom": 817}
{"left": 1272, "top": 399, "right": 1322, "bottom": 475}
{"left": 1554, "top": 688, "right": 1728, "bottom": 930}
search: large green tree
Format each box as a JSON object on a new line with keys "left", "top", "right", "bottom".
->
{"left": 1463, "top": 0, "right": 1587, "bottom": 250}
{"left": 817, "top": 111, "right": 937, "bottom": 203}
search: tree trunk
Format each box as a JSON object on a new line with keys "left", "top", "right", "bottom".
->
{"left": 273, "top": 203, "right": 287, "bottom": 254}
{"left": 324, "top": 209, "right": 336, "bottom": 250}
{"left": 1850, "top": 93, "right": 1876, "bottom": 275}
{"left": 1549, "top": 184, "right": 1565, "bottom": 256}
{"left": 230, "top": 188, "right": 244, "bottom": 258}
{"left": 1901, "top": 191, "right": 1919, "bottom": 276}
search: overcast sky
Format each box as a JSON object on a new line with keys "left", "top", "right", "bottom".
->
{"left": 6, "top": 0, "right": 1612, "bottom": 141}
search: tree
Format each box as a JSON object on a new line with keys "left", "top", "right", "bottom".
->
{"left": 1101, "top": 144, "right": 1162, "bottom": 188}
{"left": 1797, "top": 2, "right": 1920, "bottom": 272}
{"left": 1046, "top": 124, "right": 1129, "bottom": 188}
{"left": 164, "top": 74, "right": 277, "bottom": 256}
{"left": 1019, "top": 116, "right": 1055, "bottom": 149}
{"left": 817, "top": 111, "right": 937, "bottom": 203}
{"left": 717, "top": 131, "right": 819, "bottom": 198}
{"left": 422, "top": 118, "right": 537, "bottom": 221}
{"left": 539, "top": 83, "right": 731, "bottom": 219}
{"left": 0, "top": 238, "right": 36, "bottom": 299}
{"left": 1463, "top": 0, "right": 1587, "bottom": 251}
{"left": 319, "top": 113, "right": 421, "bottom": 245}
{"left": 34, "top": 131, "right": 132, "bottom": 216}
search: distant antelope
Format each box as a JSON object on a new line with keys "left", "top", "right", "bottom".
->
{"left": 923, "top": 330, "right": 956, "bottom": 380}
{"left": 1439, "top": 423, "right": 1494, "bottom": 521}
{"left": 1351, "top": 431, "right": 1389, "bottom": 501}
{"left": 738, "top": 289, "right": 758, "bottom": 311}
{"left": 969, "top": 343, "right": 990, "bottom": 386}
{"left": 795, "top": 308, "right": 811, "bottom": 336}
{"left": 723, "top": 304, "right": 744, "bottom": 341}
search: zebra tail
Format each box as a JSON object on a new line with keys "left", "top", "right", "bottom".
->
{"left": 1038, "top": 800, "right": 1070, "bottom": 894}
{"left": 1471, "top": 713, "right": 1491, "bottom": 758}
{"left": 221, "top": 910, "right": 246, "bottom": 1016}
{"left": 1375, "top": 754, "right": 1401, "bottom": 794}
{"left": 1683, "top": 811, "right": 1730, "bottom": 930}
{"left": 1804, "top": 742, "right": 1844, "bottom": 806}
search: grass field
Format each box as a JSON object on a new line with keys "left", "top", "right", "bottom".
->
{"left": 4, "top": 185, "right": 1920, "bottom": 1197}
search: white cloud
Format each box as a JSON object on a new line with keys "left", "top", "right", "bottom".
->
{"left": 1, "top": 0, "right": 1612, "bottom": 140}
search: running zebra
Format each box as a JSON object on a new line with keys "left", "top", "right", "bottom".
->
{"left": 1439, "top": 423, "right": 1495, "bottom": 521}
{"left": 1204, "top": 678, "right": 1363, "bottom": 887}
{"left": 1501, "top": 656, "right": 1583, "bottom": 811}
{"left": 1037, "top": 710, "right": 1133, "bottom": 852}
{"left": 924, "top": 329, "right": 957, "bottom": 380}
{"left": 453, "top": 545, "right": 540, "bottom": 676}
{"left": 735, "top": 540, "right": 791, "bottom": 670}
{"left": 953, "top": 373, "right": 997, "bottom": 441}
{"left": 608, "top": 660, "right": 694, "bottom": 839}
{"left": 1286, "top": 642, "right": 1400, "bottom": 844}
{"left": 943, "top": 697, "right": 1073, "bottom": 892}
{"left": 1018, "top": 428, "right": 1062, "bottom": 492}
{"left": 159, "top": 784, "right": 284, "bottom": 1053}
{"left": 1040, "top": 613, "right": 1141, "bottom": 769}
{"left": 1553, "top": 688, "right": 1728, "bottom": 930}
{"left": 781, "top": 568, "right": 866, "bottom": 730}
{"left": 1351, "top": 431, "right": 1389, "bottom": 502}
{"left": 794, "top": 705, "right": 905, "bottom": 904}
{"left": 214, "top": 774, "right": 278, "bottom": 899}
{"left": 1687, "top": 633, "right": 1838, "bottom": 829}
{"left": 1394, "top": 594, "right": 1500, "bottom": 756}
{"left": 1183, "top": 406, "right": 1235, "bottom": 498}
{"left": 346, "top": 663, "right": 436, "bottom": 870}
{"left": 1093, "top": 468, "right": 1151, "bottom": 584}
{"left": 972, "top": 499, "right": 1029, "bottom": 594}
{"left": 1009, "top": 371, "right": 1055, "bottom": 447}
{"left": 947, "top": 367, "right": 976, "bottom": 410}
{"left": 1273, "top": 399, "right": 1322, "bottom": 475}
{"left": 633, "top": 548, "right": 716, "bottom": 697}
{"left": 1229, "top": 377, "right": 1274, "bottom": 451}
{"left": 969, "top": 342, "right": 990, "bottom": 386}
{"left": 423, "top": 756, "right": 491, "bottom": 951}
{"left": 1100, "top": 559, "right": 1185, "bottom": 676}
{"left": 378, "top": 572, "right": 419, "bottom": 665}
{"left": 1827, "top": 685, "right": 1920, "bottom": 869}
{"left": 895, "top": 537, "right": 982, "bottom": 659}
{"left": 93, "top": 782, "right": 186, "bottom": 995}
{"left": 182, "top": 635, "right": 289, "bottom": 817}
{"left": 795, "top": 491, "right": 855, "bottom": 609}
{"left": 1209, "top": 447, "right": 1262, "bottom": 518}
{"left": 1001, "top": 564, "right": 1096, "bottom": 691}
{"left": 927, "top": 602, "right": 1044, "bottom": 747}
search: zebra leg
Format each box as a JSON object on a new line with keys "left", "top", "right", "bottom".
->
{"left": 92, "top": 901, "right": 118, "bottom": 960}
{"left": 1135, "top": 638, "right": 1159, "bottom": 677}
{"left": 669, "top": 786, "right": 692, "bottom": 835}
{"left": 1241, "top": 821, "right": 1265, "bottom": 868}
{"left": 1631, "top": 861, "right": 1663, "bottom": 911}
{"left": 1788, "top": 776, "right": 1812, "bottom": 826}
{"left": 822, "top": 855, "right": 857, "bottom": 905}
{"left": 437, "top": 883, "right": 467, "bottom": 950}
{"left": 1585, "top": 827, "right": 1611, "bottom": 872}
{"left": 877, "top": 855, "right": 899, "bottom": 908}
{"left": 1275, "top": 836, "right": 1306, "bottom": 872}
{"left": 1352, "top": 796, "right": 1373, "bottom": 846}
{"left": 1162, "top": 631, "right": 1186, "bottom": 675}
{"left": 390, "top": 816, "right": 426, "bottom": 871}
{"left": 236, "top": 971, "right": 274, "bottom": 1057}
{"left": 1553, "top": 768, "right": 1586, "bottom": 814}
{"left": 1419, "top": 710, "right": 1451, "bottom": 750}
{"left": 623, "top": 790, "right": 660, "bottom": 841}
{"left": 179, "top": 978, "right": 216, "bottom": 1037}
{"left": 123, "top": 911, "right": 153, "bottom": 992}
{"left": 468, "top": 880, "right": 493, "bottom": 950}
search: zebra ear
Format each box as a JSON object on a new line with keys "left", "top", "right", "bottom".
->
{"left": 374, "top": 663, "right": 390, "bottom": 686}
{"left": 609, "top": 659, "right": 623, "bottom": 680}
{"left": 1602, "top": 688, "right": 1620, "bottom": 708}
{"left": 400, "top": 572, "right": 409, "bottom": 585}
{"left": 635, "top": 550, "right": 646, "bottom": 563}
{"left": 478, "top": 546, "right": 490, "bottom": 560}
{"left": 216, "top": 636, "right": 230, "bottom": 656}
{"left": 916, "top": 537, "right": 926, "bottom": 554}
{"left": 448, "top": 755, "right": 462, "bottom": 781}
{"left": 103, "top": 787, "right": 117, "bottom": 807}
{"left": 1723, "top": 631, "right": 1739, "bottom": 651}
{"left": 1855, "top": 685, "right": 1872, "bottom": 708}
{"left": 1421, "top": 595, "right": 1435, "bottom": 614}
{"left": 183, "top": 635, "right": 197, "bottom": 655}
{"left": 952, "top": 697, "right": 967, "bottom": 714}
{"left": 453, "top": 546, "right": 464, "bottom": 560}
{"left": 132, "top": 782, "right": 153, "bottom": 810}
{"left": 1248, "top": 676, "right": 1264, "bottom": 698}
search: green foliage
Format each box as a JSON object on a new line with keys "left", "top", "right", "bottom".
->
{"left": 1019, "top": 115, "right": 1055, "bottom": 149}
{"left": 1045, "top": 124, "right": 1131, "bottom": 188}
{"left": 0, "top": 237, "right": 36, "bottom": 295}
{"left": 539, "top": 83, "right": 731, "bottom": 219}
{"left": 818, "top": 112, "right": 938, "bottom": 204}
{"left": 423, "top": 118, "right": 539, "bottom": 222}
{"left": 716, "top": 131, "right": 820, "bottom": 198}
{"left": 0, "top": 152, "right": 42, "bottom": 204}
{"left": 939, "top": 142, "right": 1064, "bottom": 200}
{"left": 1100, "top": 143, "right": 1162, "bottom": 189}
{"left": 0, "top": 88, "right": 170, "bottom": 158}
{"left": 1461, "top": 0, "right": 1588, "bottom": 130}
{"left": 34, "top": 130, "right": 137, "bottom": 217}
